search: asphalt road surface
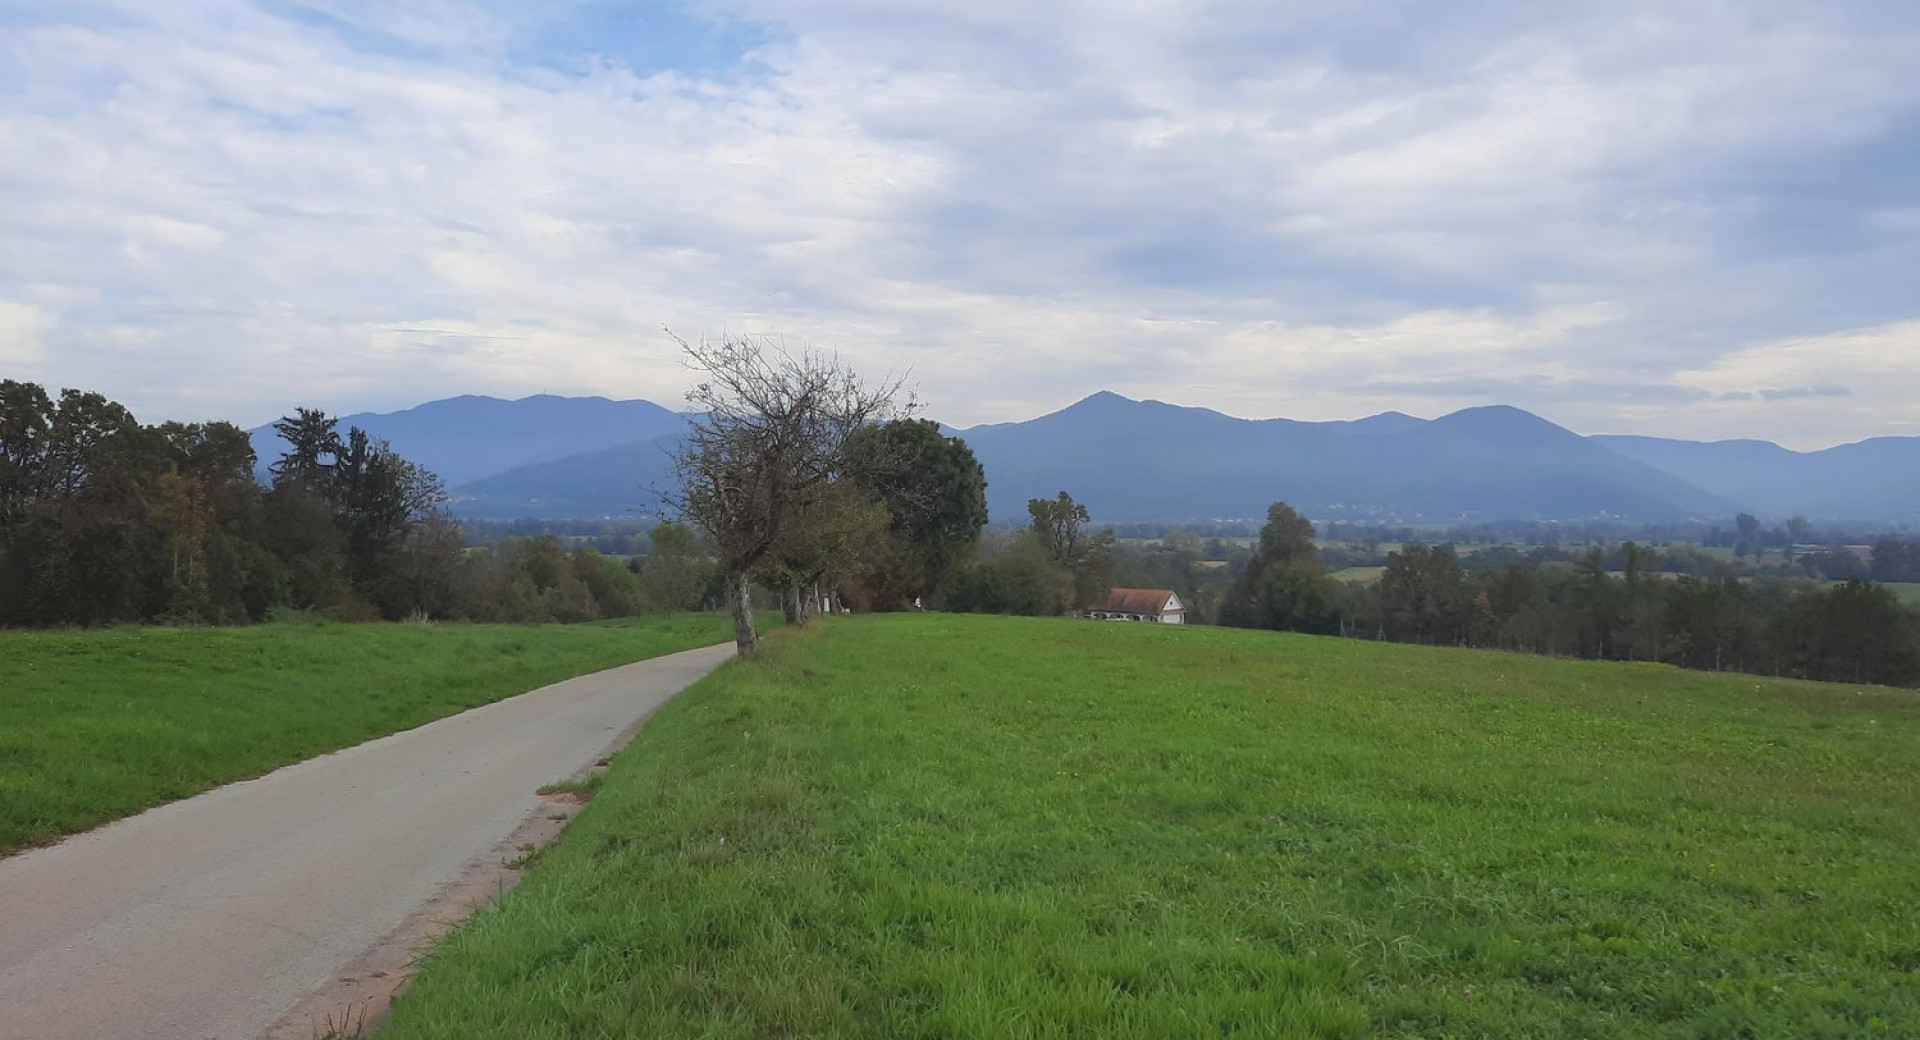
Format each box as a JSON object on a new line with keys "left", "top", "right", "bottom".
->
{"left": 0, "top": 642, "right": 734, "bottom": 1040}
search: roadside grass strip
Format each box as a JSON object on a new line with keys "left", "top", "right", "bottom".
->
{"left": 383, "top": 614, "right": 1920, "bottom": 1039}
{"left": 0, "top": 614, "right": 736, "bottom": 855}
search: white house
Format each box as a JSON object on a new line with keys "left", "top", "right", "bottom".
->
{"left": 1085, "top": 588, "right": 1186, "bottom": 624}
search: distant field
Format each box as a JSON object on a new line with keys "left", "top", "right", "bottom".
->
{"left": 1329, "top": 565, "right": 1385, "bottom": 583}
{"left": 1881, "top": 582, "right": 1920, "bottom": 606}
{"left": 383, "top": 615, "right": 1920, "bottom": 1040}
{"left": 0, "top": 615, "right": 738, "bottom": 856}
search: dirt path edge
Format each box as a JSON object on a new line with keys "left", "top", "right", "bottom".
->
{"left": 258, "top": 709, "right": 662, "bottom": 1039}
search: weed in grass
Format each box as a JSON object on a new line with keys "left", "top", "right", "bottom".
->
{"left": 502, "top": 843, "right": 544, "bottom": 870}
{"left": 310, "top": 999, "right": 370, "bottom": 1039}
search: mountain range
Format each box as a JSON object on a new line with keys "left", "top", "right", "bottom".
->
{"left": 248, "top": 392, "right": 1920, "bottom": 525}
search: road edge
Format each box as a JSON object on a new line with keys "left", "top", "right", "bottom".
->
{"left": 258, "top": 644, "right": 731, "bottom": 1040}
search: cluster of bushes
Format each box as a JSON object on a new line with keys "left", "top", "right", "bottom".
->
{"left": 945, "top": 494, "right": 1114, "bottom": 617}
{"left": 0, "top": 382, "right": 716, "bottom": 627}
{"left": 432, "top": 530, "right": 717, "bottom": 624}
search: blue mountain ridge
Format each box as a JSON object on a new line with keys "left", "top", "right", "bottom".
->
{"left": 250, "top": 392, "right": 1920, "bottom": 523}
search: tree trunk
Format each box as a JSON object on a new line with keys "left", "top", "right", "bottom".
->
{"left": 782, "top": 582, "right": 806, "bottom": 627}
{"left": 730, "top": 569, "right": 759, "bottom": 654}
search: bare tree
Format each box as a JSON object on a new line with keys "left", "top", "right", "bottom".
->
{"left": 668, "top": 332, "right": 912, "bottom": 654}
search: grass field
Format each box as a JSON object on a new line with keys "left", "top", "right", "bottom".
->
{"left": 0, "top": 614, "right": 738, "bottom": 855}
{"left": 1881, "top": 582, "right": 1920, "bottom": 606}
{"left": 380, "top": 614, "right": 1920, "bottom": 1039}
{"left": 1329, "top": 565, "right": 1386, "bottom": 584}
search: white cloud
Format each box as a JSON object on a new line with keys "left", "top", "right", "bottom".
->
{"left": 1660, "top": 321, "right": 1920, "bottom": 449}
{"left": 0, "top": 302, "right": 56, "bottom": 367}
{"left": 0, "top": 0, "right": 1917, "bottom": 445}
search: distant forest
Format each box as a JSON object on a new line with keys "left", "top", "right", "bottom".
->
{"left": 0, "top": 382, "right": 712, "bottom": 627}
{"left": 1092, "top": 507, "right": 1920, "bottom": 687}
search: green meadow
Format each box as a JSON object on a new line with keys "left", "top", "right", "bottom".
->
{"left": 0, "top": 614, "right": 737, "bottom": 855}
{"left": 381, "top": 614, "right": 1920, "bottom": 1039}
{"left": 1877, "top": 582, "right": 1920, "bottom": 606}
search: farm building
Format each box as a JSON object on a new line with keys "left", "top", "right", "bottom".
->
{"left": 1086, "top": 588, "right": 1186, "bottom": 624}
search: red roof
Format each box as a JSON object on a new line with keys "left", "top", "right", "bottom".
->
{"left": 1087, "top": 588, "right": 1180, "bottom": 615}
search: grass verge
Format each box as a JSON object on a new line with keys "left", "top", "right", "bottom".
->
{"left": 0, "top": 613, "right": 738, "bottom": 855}
{"left": 382, "top": 614, "right": 1920, "bottom": 1039}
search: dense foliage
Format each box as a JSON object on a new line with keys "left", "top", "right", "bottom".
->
{"left": 1221, "top": 502, "right": 1339, "bottom": 633}
{"left": 0, "top": 382, "right": 719, "bottom": 627}
{"left": 1219, "top": 502, "right": 1920, "bottom": 687}
{"left": 839, "top": 419, "right": 989, "bottom": 609}
{"left": 947, "top": 491, "right": 1114, "bottom": 616}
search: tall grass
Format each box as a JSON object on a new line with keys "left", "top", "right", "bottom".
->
{"left": 382, "top": 614, "right": 1920, "bottom": 1038}
{"left": 0, "top": 614, "right": 736, "bottom": 854}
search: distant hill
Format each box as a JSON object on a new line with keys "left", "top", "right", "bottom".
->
{"left": 452, "top": 435, "right": 682, "bottom": 520}
{"left": 1593, "top": 434, "right": 1920, "bottom": 521}
{"left": 958, "top": 393, "right": 1741, "bottom": 524}
{"left": 248, "top": 394, "right": 687, "bottom": 488}
{"left": 251, "top": 391, "right": 1918, "bottom": 523}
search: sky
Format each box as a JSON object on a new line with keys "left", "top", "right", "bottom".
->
{"left": 3, "top": 1, "right": 1918, "bottom": 449}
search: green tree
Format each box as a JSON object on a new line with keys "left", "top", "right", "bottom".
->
{"left": 1026, "top": 491, "right": 1114, "bottom": 607}
{"left": 1220, "top": 502, "right": 1337, "bottom": 634}
{"left": 843, "top": 419, "right": 989, "bottom": 608}
{"left": 760, "top": 481, "right": 890, "bottom": 624}
{"left": 1770, "top": 579, "right": 1920, "bottom": 685}
{"left": 1665, "top": 576, "right": 1757, "bottom": 672}
{"left": 1734, "top": 512, "right": 1761, "bottom": 560}
{"left": 0, "top": 384, "right": 159, "bottom": 625}
{"left": 268, "top": 408, "right": 342, "bottom": 492}
{"left": 947, "top": 530, "right": 1077, "bottom": 617}
{"left": 1377, "top": 544, "right": 1470, "bottom": 644}
{"left": 332, "top": 426, "right": 449, "bottom": 608}
{"left": 638, "top": 521, "right": 715, "bottom": 612}
{"left": 263, "top": 410, "right": 450, "bottom": 618}
{"left": 0, "top": 380, "right": 55, "bottom": 546}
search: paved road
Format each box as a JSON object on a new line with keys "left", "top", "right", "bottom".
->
{"left": 0, "top": 643, "right": 733, "bottom": 1040}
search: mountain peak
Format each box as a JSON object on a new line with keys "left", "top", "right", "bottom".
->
{"left": 1064, "top": 390, "right": 1138, "bottom": 410}
{"left": 1431, "top": 404, "right": 1574, "bottom": 439}
{"left": 1030, "top": 391, "right": 1153, "bottom": 422}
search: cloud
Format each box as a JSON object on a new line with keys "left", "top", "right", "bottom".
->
{"left": 0, "top": 302, "right": 56, "bottom": 367}
{"left": 1758, "top": 385, "right": 1852, "bottom": 401}
{"left": 1664, "top": 321, "right": 1920, "bottom": 448}
{"left": 0, "top": 0, "right": 1917, "bottom": 446}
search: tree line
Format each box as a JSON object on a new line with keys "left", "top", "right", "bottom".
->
{"left": 22, "top": 350, "right": 1917, "bottom": 686}
{"left": 1216, "top": 501, "right": 1920, "bottom": 687}
{"left": 0, "top": 380, "right": 727, "bottom": 627}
